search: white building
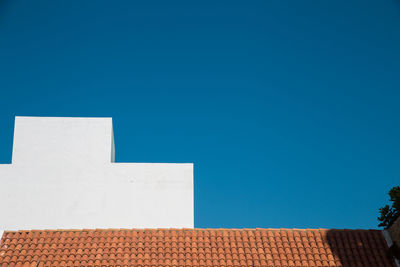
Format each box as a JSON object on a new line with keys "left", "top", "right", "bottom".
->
{"left": 0, "top": 116, "right": 193, "bottom": 230}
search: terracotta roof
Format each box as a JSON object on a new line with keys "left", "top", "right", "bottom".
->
{"left": 0, "top": 228, "right": 395, "bottom": 267}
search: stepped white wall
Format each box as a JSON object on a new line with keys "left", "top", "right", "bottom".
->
{"left": 0, "top": 117, "right": 193, "bottom": 230}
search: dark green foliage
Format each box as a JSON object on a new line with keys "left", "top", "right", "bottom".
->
{"left": 378, "top": 186, "right": 400, "bottom": 228}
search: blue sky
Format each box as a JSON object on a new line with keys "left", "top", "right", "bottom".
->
{"left": 1, "top": 0, "right": 399, "bottom": 229}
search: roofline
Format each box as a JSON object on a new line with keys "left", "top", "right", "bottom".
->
{"left": 2, "top": 228, "right": 383, "bottom": 233}
{"left": 15, "top": 116, "right": 112, "bottom": 119}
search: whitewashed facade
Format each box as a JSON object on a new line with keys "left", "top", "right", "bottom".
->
{"left": 0, "top": 117, "right": 193, "bottom": 230}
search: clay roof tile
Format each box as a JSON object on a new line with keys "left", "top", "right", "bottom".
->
{"left": 0, "top": 228, "right": 396, "bottom": 267}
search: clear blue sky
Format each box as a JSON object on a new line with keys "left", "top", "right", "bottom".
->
{"left": 1, "top": 1, "right": 399, "bottom": 229}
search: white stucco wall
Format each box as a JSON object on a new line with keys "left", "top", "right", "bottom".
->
{"left": 0, "top": 117, "right": 193, "bottom": 230}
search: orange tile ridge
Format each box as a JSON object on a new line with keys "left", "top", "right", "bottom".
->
{"left": 1, "top": 227, "right": 382, "bottom": 233}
